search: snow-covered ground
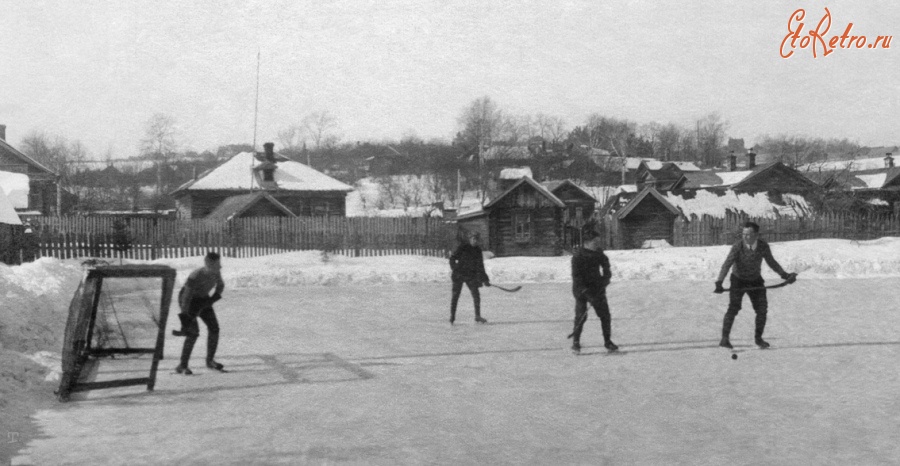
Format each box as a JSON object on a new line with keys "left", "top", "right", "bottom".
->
{"left": 2, "top": 237, "right": 900, "bottom": 464}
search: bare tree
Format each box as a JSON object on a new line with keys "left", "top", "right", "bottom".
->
{"left": 303, "top": 111, "right": 339, "bottom": 150}
{"left": 455, "top": 96, "right": 512, "bottom": 203}
{"left": 276, "top": 124, "right": 306, "bottom": 152}
{"left": 139, "top": 113, "right": 179, "bottom": 199}
{"left": 695, "top": 113, "right": 729, "bottom": 168}
{"left": 651, "top": 123, "right": 682, "bottom": 161}
{"left": 542, "top": 115, "right": 567, "bottom": 144}
{"left": 20, "top": 131, "right": 89, "bottom": 214}
{"left": 585, "top": 114, "right": 634, "bottom": 158}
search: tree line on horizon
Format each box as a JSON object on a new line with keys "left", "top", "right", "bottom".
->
{"left": 11, "top": 97, "right": 877, "bottom": 213}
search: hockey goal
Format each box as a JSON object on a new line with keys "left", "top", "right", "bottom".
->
{"left": 56, "top": 263, "right": 177, "bottom": 401}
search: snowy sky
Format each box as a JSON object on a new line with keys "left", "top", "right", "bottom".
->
{"left": 1, "top": 0, "right": 898, "bottom": 158}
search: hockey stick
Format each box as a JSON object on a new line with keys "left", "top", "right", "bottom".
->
{"left": 718, "top": 276, "right": 796, "bottom": 293}
{"left": 489, "top": 284, "right": 522, "bottom": 293}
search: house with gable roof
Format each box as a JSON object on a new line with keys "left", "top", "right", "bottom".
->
{"left": 0, "top": 124, "right": 75, "bottom": 215}
{"left": 455, "top": 176, "right": 596, "bottom": 256}
{"left": 801, "top": 152, "right": 900, "bottom": 210}
{"left": 171, "top": 142, "right": 354, "bottom": 220}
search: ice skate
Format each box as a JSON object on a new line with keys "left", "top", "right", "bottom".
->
{"left": 571, "top": 342, "right": 581, "bottom": 355}
{"left": 475, "top": 316, "right": 487, "bottom": 324}
{"left": 175, "top": 365, "right": 193, "bottom": 375}
{"left": 755, "top": 338, "right": 770, "bottom": 349}
{"left": 719, "top": 338, "right": 733, "bottom": 349}
{"left": 604, "top": 341, "right": 619, "bottom": 352}
{"left": 206, "top": 359, "right": 225, "bottom": 371}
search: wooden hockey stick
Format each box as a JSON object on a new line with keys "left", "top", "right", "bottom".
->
{"left": 489, "top": 284, "right": 522, "bottom": 293}
{"left": 718, "top": 276, "right": 797, "bottom": 293}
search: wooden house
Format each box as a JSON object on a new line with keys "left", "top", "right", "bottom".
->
{"left": 802, "top": 154, "right": 900, "bottom": 211}
{"left": 600, "top": 187, "right": 683, "bottom": 249}
{"left": 543, "top": 180, "right": 599, "bottom": 249}
{"left": 679, "top": 162, "right": 820, "bottom": 195}
{"left": 171, "top": 143, "right": 353, "bottom": 219}
{"left": 0, "top": 124, "right": 74, "bottom": 214}
{"left": 456, "top": 176, "right": 581, "bottom": 257}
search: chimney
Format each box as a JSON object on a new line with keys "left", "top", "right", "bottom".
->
{"left": 885, "top": 152, "right": 894, "bottom": 168}
{"left": 0, "top": 124, "right": 6, "bottom": 141}
{"left": 729, "top": 151, "right": 737, "bottom": 171}
{"left": 263, "top": 142, "right": 275, "bottom": 163}
{"left": 747, "top": 148, "right": 756, "bottom": 169}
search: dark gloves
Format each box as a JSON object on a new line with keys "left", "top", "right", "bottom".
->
{"left": 210, "top": 292, "right": 222, "bottom": 303}
{"left": 599, "top": 277, "right": 611, "bottom": 288}
{"left": 714, "top": 281, "right": 725, "bottom": 294}
{"left": 783, "top": 272, "right": 798, "bottom": 284}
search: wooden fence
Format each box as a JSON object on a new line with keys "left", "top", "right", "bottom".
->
{"left": 671, "top": 211, "right": 900, "bottom": 247}
{"left": 25, "top": 216, "right": 459, "bottom": 261}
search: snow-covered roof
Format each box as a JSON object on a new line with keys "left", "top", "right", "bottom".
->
{"left": 177, "top": 152, "right": 353, "bottom": 192}
{"left": 670, "top": 161, "right": 702, "bottom": 171}
{"left": 854, "top": 173, "right": 887, "bottom": 189}
{"left": 800, "top": 157, "right": 892, "bottom": 172}
{"left": 0, "top": 170, "right": 29, "bottom": 209}
{"left": 663, "top": 190, "right": 812, "bottom": 219}
{"left": 499, "top": 167, "right": 532, "bottom": 179}
{"left": 0, "top": 188, "right": 22, "bottom": 225}
{"left": 713, "top": 170, "right": 753, "bottom": 186}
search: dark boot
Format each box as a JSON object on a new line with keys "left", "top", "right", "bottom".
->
{"left": 755, "top": 313, "right": 770, "bottom": 348}
{"left": 571, "top": 340, "right": 581, "bottom": 354}
{"left": 178, "top": 335, "right": 197, "bottom": 374}
{"left": 473, "top": 288, "right": 485, "bottom": 323}
{"left": 720, "top": 313, "right": 736, "bottom": 348}
{"left": 207, "top": 330, "right": 219, "bottom": 363}
{"left": 604, "top": 341, "right": 619, "bottom": 352}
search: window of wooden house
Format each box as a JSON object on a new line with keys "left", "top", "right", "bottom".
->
{"left": 575, "top": 206, "right": 583, "bottom": 223}
{"left": 262, "top": 169, "right": 274, "bottom": 182}
{"left": 513, "top": 213, "right": 532, "bottom": 242}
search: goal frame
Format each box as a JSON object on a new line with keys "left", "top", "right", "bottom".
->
{"left": 57, "top": 264, "right": 177, "bottom": 401}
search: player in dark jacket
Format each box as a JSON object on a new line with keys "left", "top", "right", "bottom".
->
{"left": 449, "top": 232, "right": 491, "bottom": 324}
{"left": 173, "top": 252, "right": 226, "bottom": 374}
{"left": 568, "top": 223, "right": 618, "bottom": 354}
{"left": 715, "top": 222, "right": 797, "bottom": 349}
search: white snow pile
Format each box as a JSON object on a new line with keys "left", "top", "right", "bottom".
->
{"left": 122, "top": 236, "right": 900, "bottom": 286}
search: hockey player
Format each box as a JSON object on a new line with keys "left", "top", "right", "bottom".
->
{"left": 449, "top": 231, "right": 491, "bottom": 324}
{"left": 568, "top": 222, "right": 618, "bottom": 354}
{"left": 714, "top": 222, "right": 797, "bottom": 349}
{"left": 174, "top": 252, "right": 226, "bottom": 374}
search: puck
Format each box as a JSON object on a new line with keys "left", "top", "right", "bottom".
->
{"left": 731, "top": 354, "right": 738, "bottom": 360}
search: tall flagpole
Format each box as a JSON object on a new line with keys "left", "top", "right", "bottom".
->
{"left": 251, "top": 50, "right": 261, "bottom": 191}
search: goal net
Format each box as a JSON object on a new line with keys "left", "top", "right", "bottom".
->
{"left": 57, "top": 263, "right": 177, "bottom": 401}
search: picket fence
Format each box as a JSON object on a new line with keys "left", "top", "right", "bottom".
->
{"left": 25, "top": 216, "right": 459, "bottom": 261}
